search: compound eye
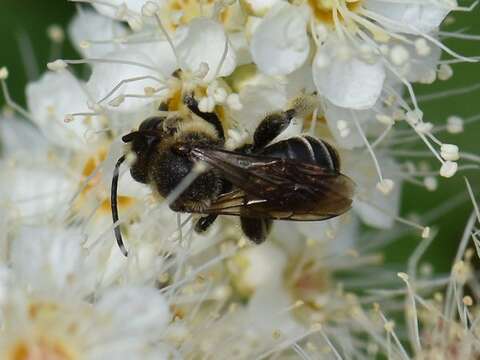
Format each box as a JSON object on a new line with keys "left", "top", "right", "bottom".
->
{"left": 131, "top": 136, "right": 149, "bottom": 153}
{"left": 139, "top": 116, "right": 165, "bottom": 131}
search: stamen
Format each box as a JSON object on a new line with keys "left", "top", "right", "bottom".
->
{"left": 153, "top": 12, "right": 181, "bottom": 68}
{"left": 0, "top": 69, "right": 35, "bottom": 121}
{"left": 351, "top": 110, "right": 384, "bottom": 184}
{"left": 319, "top": 328, "right": 343, "bottom": 360}
{"left": 397, "top": 273, "right": 421, "bottom": 353}
{"left": 47, "top": 24, "right": 65, "bottom": 61}
{"left": 464, "top": 177, "right": 480, "bottom": 226}
{"left": 57, "top": 57, "right": 159, "bottom": 72}
{"left": 358, "top": 197, "right": 428, "bottom": 236}
{"left": 97, "top": 75, "right": 167, "bottom": 104}
{"left": 377, "top": 309, "right": 410, "bottom": 360}
{"left": 64, "top": 112, "right": 99, "bottom": 123}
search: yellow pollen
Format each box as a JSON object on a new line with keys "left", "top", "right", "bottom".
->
{"left": 308, "top": 0, "right": 362, "bottom": 24}
{"left": 46, "top": 106, "right": 56, "bottom": 116}
{"left": 167, "top": 88, "right": 183, "bottom": 111}
{"left": 79, "top": 148, "right": 108, "bottom": 196}
{"left": 28, "top": 302, "right": 59, "bottom": 320}
{"left": 81, "top": 149, "right": 107, "bottom": 178}
{"left": 160, "top": 0, "right": 234, "bottom": 31}
{"left": 9, "top": 339, "right": 75, "bottom": 360}
{"left": 99, "top": 196, "right": 136, "bottom": 214}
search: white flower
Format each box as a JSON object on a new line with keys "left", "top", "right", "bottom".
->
{"left": 0, "top": 117, "right": 74, "bottom": 223}
{"left": 1, "top": 1, "right": 477, "bottom": 357}
{"left": 87, "top": 50, "right": 164, "bottom": 113}
{"left": 68, "top": 9, "right": 128, "bottom": 58}
{"left": 174, "top": 18, "right": 237, "bottom": 81}
{"left": 92, "top": 0, "right": 148, "bottom": 19}
{"left": 66, "top": 16, "right": 238, "bottom": 114}
{"left": 0, "top": 279, "right": 171, "bottom": 359}
{"left": 228, "top": 67, "right": 289, "bottom": 140}
{"left": 312, "top": 35, "right": 386, "bottom": 109}
{"left": 26, "top": 70, "right": 100, "bottom": 149}
{"left": 365, "top": 0, "right": 454, "bottom": 34}
{"left": 346, "top": 153, "right": 401, "bottom": 229}
{"left": 250, "top": 3, "right": 310, "bottom": 76}
{"left": 249, "top": 0, "right": 457, "bottom": 109}
{"left": 0, "top": 224, "right": 172, "bottom": 359}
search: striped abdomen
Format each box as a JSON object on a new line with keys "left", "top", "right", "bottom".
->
{"left": 258, "top": 135, "right": 340, "bottom": 172}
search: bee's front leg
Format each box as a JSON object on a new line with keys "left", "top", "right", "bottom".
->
{"left": 183, "top": 93, "right": 225, "bottom": 141}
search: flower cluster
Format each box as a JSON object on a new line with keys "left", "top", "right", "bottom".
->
{"left": 0, "top": 0, "right": 479, "bottom": 358}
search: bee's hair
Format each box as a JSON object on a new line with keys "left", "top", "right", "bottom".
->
{"left": 289, "top": 94, "right": 319, "bottom": 118}
{"left": 175, "top": 116, "right": 220, "bottom": 141}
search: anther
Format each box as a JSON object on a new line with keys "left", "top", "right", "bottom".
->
{"left": 438, "top": 64, "right": 453, "bottom": 81}
{"left": 446, "top": 115, "right": 464, "bottom": 134}
{"left": 47, "top": 24, "right": 65, "bottom": 43}
{"left": 0, "top": 67, "right": 9, "bottom": 80}
{"left": 423, "top": 177, "right": 438, "bottom": 191}
{"left": 414, "top": 38, "right": 431, "bottom": 56}
{"left": 440, "top": 144, "right": 460, "bottom": 161}
{"left": 390, "top": 45, "right": 409, "bottom": 66}
{"left": 142, "top": 1, "right": 159, "bottom": 17}
{"left": 439, "top": 161, "right": 458, "bottom": 178}
{"left": 337, "top": 120, "right": 351, "bottom": 138}
{"left": 421, "top": 226, "right": 431, "bottom": 239}
{"left": 376, "top": 179, "right": 395, "bottom": 195}
{"left": 47, "top": 59, "right": 68, "bottom": 71}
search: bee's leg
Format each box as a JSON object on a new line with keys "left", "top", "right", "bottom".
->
{"left": 158, "top": 102, "right": 168, "bottom": 111}
{"left": 194, "top": 214, "right": 218, "bottom": 233}
{"left": 183, "top": 93, "right": 225, "bottom": 140}
{"left": 193, "top": 178, "right": 230, "bottom": 234}
{"left": 240, "top": 217, "right": 273, "bottom": 244}
{"left": 252, "top": 109, "right": 296, "bottom": 151}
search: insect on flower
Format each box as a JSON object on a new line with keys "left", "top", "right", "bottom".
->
{"left": 111, "top": 93, "right": 355, "bottom": 256}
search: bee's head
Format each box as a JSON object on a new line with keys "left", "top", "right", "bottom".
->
{"left": 122, "top": 116, "right": 172, "bottom": 184}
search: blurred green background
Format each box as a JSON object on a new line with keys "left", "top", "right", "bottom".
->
{"left": 0, "top": 0, "right": 479, "bottom": 272}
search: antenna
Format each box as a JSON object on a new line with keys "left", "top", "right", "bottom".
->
{"left": 111, "top": 154, "right": 128, "bottom": 257}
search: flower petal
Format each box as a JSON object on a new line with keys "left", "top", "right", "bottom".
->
{"left": 0, "top": 161, "right": 74, "bottom": 221}
{"left": 388, "top": 38, "right": 442, "bottom": 84}
{"left": 229, "top": 72, "right": 288, "bottom": 139}
{"left": 0, "top": 115, "right": 47, "bottom": 156}
{"left": 93, "top": 0, "right": 147, "bottom": 18}
{"left": 87, "top": 50, "right": 162, "bottom": 113}
{"left": 230, "top": 32, "right": 252, "bottom": 66}
{"left": 323, "top": 102, "right": 366, "bottom": 149}
{"left": 97, "top": 286, "right": 170, "bottom": 335}
{"left": 126, "top": 41, "right": 178, "bottom": 78}
{"left": 26, "top": 71, "right": 96, "bottom": 150}
{"left": 247, "top": 282, "right": 302, "bottom": 336}
{"left": 242, "top": 0, "right": 282, "bottom": 16}
{"left": 68, "top": 9, "right": 128, "bottom": 58}
{"left": 174, "top": 18, "right": 237, "bottom": 81}
{"left": 296, "top": 215, "right": 359, "bottom": 255}
{"left": 251, "top": 2, "right": 310, "bottom": 75}
{"left": 345, "top": 155, "right": 401, "bottom": 229}
{"left": 365, "top": 0, "right": 454, "bottom": 34}
{"left": 313, "top": 48, "right": 386, "bottom": 110}
{"left": 10, "top": 226, "right": 91, "bottom": 296}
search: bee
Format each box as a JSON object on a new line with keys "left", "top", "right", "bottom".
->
{"left": 111, "top": 94, "right": 355, "bottom": 256}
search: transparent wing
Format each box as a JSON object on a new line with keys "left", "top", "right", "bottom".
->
{"left": 186, "top": 147, "right": 355, "bottom": 220}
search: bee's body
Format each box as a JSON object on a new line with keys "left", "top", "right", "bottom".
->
{"left": 112, "top": 94, "right": 354, "bottom": 256}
